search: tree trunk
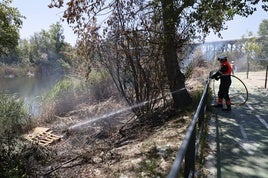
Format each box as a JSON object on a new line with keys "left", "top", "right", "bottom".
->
{"left": 246, "top": 53, "right": 249, "bottom": 79}
{"left": 161, "top": 0, "right": 192, "bottom": 109}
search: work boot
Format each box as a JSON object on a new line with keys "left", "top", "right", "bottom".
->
{"left": 213, "top": 98, "right": 223, "bottom": 108}
{"left": 222, "top": 105, "right": 231, "bottom": 111}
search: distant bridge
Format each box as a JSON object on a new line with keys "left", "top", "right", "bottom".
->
{"left": 132, "top": 36, "right": 265, "bottom": 61}
{"left": 188, "top": 36, "right": 265, "bottom": 61}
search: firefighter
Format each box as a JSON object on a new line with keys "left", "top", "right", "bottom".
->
{"left": 230, "top": 60, "right": 236, "bottom": 74}
{"left": 211, "top": 56, "right": 232, "bottom": 111}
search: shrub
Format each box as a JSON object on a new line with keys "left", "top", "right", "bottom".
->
{"left": 0, "top": 94, "right": 31, "bottom": 135}
{"left": 39, "top": 70, "right": 119, "bottom": 123}
{"left": 0, "top": 94, "right": 33, "bottom": 177}
{"left": 41, "top": 77, "right": 78, "bottom": 117}
{"left": 87, "top": 69, "right": 118, "bottom": 102}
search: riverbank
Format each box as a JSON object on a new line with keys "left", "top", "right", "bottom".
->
{"left": 21, "top": 67, "right": 210, "bottom": 177}
{"left": 0, "top": 64, "right": 35, "bottom": 78}
{"left": 0, "top": 63, "right": 211, "bottom": 177}
{"left": 37, "top": 69, "right": 268, "bottom": 177}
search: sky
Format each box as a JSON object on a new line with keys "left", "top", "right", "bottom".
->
{"left": 11, "top": 1, "right": 268, "bottom": 46}
{"left": 12, "top": 0, "right": 77, "bottom": 46}
{"left": 206, "top": 4, "right": 268, "bottom": 42}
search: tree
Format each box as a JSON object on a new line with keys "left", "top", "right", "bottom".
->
{"left": 0, "top": 0, "right": 24, "bottom": 56}
{"left": 258, "top": 19, "right": 268, "bottom": 59}
{"left": 258, "top": 19, "right": 268, "bottom": 82}
{"left": 48, "top": 22, "right": 65, "bottom": 57}
{"left": 12, "top": 23, "right": 73, "bottom": 76}
{"left": 18, "top": 22, "right": 68, "bottom": 64}
{"left": 49, "top": 0, "right": 268, "bottom": 111}
{"left": 242, "top": 33, "right": 262, "bottom": 78}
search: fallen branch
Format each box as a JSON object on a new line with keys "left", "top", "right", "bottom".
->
{"left": 43, "top": 155, "right": 81, "bottom": 176}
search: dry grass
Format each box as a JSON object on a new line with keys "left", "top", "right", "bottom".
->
{"left": 235, "top": 71, "right": 268, "bottom": 88}
{"left": 22, "top": 66, "right": 211, "bottom": 177}
{"left": 26, "top": 94, "right": 196, "bottom": 177}
{"left": 39, "top": 106, "right": 192, "bottom": 177}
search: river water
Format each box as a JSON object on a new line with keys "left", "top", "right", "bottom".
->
{"left": 0, "top": 75, "right": 62, "bottom": 116}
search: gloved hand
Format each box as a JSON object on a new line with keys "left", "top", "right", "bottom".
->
{"left": 210, "top": 73, "right": 215, "bottom": 79}
{"left": 215, "top": 76, "right": 220, "bottom": 80}
{"left": 210, "top": 71, "right": 221, "bottom": 80}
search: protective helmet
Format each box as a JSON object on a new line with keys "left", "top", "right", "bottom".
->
{"left": 217, "top": 56, "right": 227, "bottom": 62}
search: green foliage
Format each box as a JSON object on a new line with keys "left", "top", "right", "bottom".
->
{"left": 138, "top": 159, "right": 159, "bottom": 178}
{"left": 192, "top": 1, "right": 258, "bottom": 38}
{"left": 42, "top": 77, "right": 77, "bottom": 116}
{"left": 0, "top": 94, "right": 31, "bottom": 135}
{"left": 49, "top": 0, "right": 267, "bottom": 111}
{"left": 1, "top": 21, "right": 73, "bottom": 76}
{"left": 49, "top": 22, "right": 65, "bottom": 54}
{"left": 45, "top": 77, "right": 75, "bottom": 101}
{"left": 189, "top": 90, "right": 204, "bottom": 111}
{"left": 244, "top": 34, "right": 262, "bottom": 59}
{"left": 184, "top": 57, "right": 206, "bottom": 81}
{"left": 86, "top": 69, "right": 117, "bottom": 101}
{"left": 258, "top": 19, "right": 268, "bottom": 36}
{"left": 137, "top": 144, "right": 173, "bottom": 178}
{"left": 258, "top": 19, "right": 268, "bottom": 59}
{"left": 23, "top": 22, "right": 70, "bottom": 64}
{"left": 50, "top": 0, "right": 265, "bottom": 40}
{"left": 40, "top": 70, "right": 117, "bottom": 120}
{"left": 0, "top": 94, "right": 32, "bottom": 177}
{"left": 189, "top": 87, "right": 213, "bottom": 112}
{"left": 0, "top": 0, "right": 24, "bottom": 56}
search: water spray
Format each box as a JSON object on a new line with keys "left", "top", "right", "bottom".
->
{"left": 68, "top": 87, "right": 186, "bottom": 131}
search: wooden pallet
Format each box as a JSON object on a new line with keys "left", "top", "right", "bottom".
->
{"left": 23, "top": 127, "right": 62, "bottom": 146}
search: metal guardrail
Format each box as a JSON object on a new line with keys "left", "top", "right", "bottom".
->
{"left": 265, "top": 65, "right": 268, "bottom": 88}
{"left": 168, "top": 75, "right": 211, "bottom": 178}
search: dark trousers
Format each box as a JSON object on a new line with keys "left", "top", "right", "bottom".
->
{"left": 218, "top": 76, "right": 231, "bottom": 105}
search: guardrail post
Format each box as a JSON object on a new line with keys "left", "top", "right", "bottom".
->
{"left": 184, "top": 125, "right": 196, "bottom": 178}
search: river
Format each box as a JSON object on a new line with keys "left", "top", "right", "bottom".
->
{"left": 0, "top": 75, "right": 62, "bottom": 116}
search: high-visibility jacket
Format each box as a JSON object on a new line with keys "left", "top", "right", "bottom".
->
{"left": 220, "top": 60, "right": 232, "bottom": 76}
{"left": 211, "top": 60, "right": 232, "bottom": 80}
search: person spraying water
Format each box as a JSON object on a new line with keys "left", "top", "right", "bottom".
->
{"left": 210, "top": 56, "right": 232, "bottom": 111}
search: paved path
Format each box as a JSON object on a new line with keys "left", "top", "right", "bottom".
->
{"left": 205, "top": 73, "right": 268, "bottom": 178}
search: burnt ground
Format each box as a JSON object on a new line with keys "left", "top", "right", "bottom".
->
{"left": 36, "top": 97, "right": 195, "bottom": 177}
{"left": 24, "top": 67, "right": 213, "bottom": 177}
